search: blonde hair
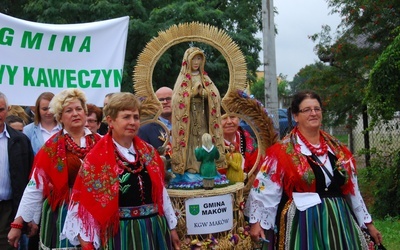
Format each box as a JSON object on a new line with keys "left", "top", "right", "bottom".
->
{"left": 49, "top": 89, "right": 87, "bottom": 123}
{"left": 8, "top": 105, "right": 30, "bottom": 125}
{"left": 103, "top": 92, "right": 141, "bottom": 120}
{"left": 202, "top": 133, "right": 213, "bottom": 150}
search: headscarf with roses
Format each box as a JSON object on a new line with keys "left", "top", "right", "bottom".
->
{"left": 69, "top": 132, "right": 164, "bottom": 245}
{"left": 259, "top": 128, "right": 355, "bottom": 198}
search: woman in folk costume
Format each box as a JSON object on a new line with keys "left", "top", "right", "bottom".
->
{"left": 8, "top": 89, "right": 101, "bottom": 249}
{"left": 171, "top": 47, "right": 225, "bottom": 175}
{"left": 245, "top": 90, "right": 383, "bottom": 249}
{"left": 62, "top": 92, "right": 180, "bottom": 250}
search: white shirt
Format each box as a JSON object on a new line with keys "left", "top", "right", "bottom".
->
{"left": 15, "top": 128, "right": 93, "bottom": 224}
{"left": 39, "top": 123, "right": 62, "bottom": 143}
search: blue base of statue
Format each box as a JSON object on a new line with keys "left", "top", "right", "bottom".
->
{"left": 167, "top": 171, "right": 229, "bottom": 189}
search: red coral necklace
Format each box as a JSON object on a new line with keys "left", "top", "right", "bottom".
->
{"left": 296, "top": 128, "right": 328, "bottom": 156}
{"left": 115, "top": 150, "right": 143, "bottom": 175}
{"left": 65, "top": 134, "right": 94, "bottom": 159}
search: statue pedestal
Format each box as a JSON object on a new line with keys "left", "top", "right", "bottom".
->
{"left": 167, "top": 182, "right": 253, "bottom": 249}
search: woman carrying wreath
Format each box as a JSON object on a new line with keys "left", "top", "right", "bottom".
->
{"left": 171, "top": 47, "right": 225, "bottom": 175}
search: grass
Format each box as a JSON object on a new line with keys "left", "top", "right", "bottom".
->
{"left": 358, "top": 168, "right": 400, "bottom": 249}
{"left": 374, "top": 217, "right": 400, "bottom": 250}
{"left": 334, "top": 134, "right": 348, "bottom": 145}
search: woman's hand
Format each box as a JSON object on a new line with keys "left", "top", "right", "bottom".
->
{"left": 8, "top": 216, "right": 25, "bottom": 248}
{"left": 27, "top": 221, "right": 39, "bottom": 237}
{"left": 78, "top": 235, "right": 95, "bottom": 250}
{"left": 249, "top": 221, "right": 266, "bottom": 242}
{"left": 8, "top": 228, "right": 22, "bottom": 248}
{"left": 170, "top": 229, "right": 181, "bottom": 250}
{"left": 191, "top": 82, "right": 203, "bottom": 96}
{"left": 366, "top": 223, "right": 383, "bottom": 246}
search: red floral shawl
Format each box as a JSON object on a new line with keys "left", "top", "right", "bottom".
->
{"left": 263, "top": 129, "right": 355, "bottom": 198}
{"left": 71, "top": 133, "right": 165, "bottom": 244}
{"left": 33, "top": 131, "right": 101, "bottom": 211}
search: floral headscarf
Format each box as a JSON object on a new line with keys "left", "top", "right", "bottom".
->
{"left": 261, "top": 128, "right": 355, "bottom": 198}
{"left": 70, "top": 133, "right": 165, "bottom": 245}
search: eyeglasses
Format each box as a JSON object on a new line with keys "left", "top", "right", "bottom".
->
{"left": 299, "top": 107, "right": 322, "bottom": 114}
{"left": 87, "top": 119, "right": 98, "bottom": 124}
{"left": 158, "top": 97, "right": 172, "bottom": 102}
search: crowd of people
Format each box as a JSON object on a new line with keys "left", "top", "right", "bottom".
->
{"left": 1, "top": 87, "right": 384, "bottom": 250}
{"left": 0, "top": 50, "right": 383, "bottom": 250}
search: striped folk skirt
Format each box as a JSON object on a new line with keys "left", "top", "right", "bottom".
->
{"left": 39, "top": 199, "right": 80, "bottom": 250}
{"left": 103, "top": 213, "right": 172, "bottom": 250}
{"left": 277, "top": 196, "right": 368, "bottom": 250}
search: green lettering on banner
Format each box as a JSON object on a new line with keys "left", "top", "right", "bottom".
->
{"left": 66, "top": 69, "right": 78, "bottom": 88}
{"left": 48, "top": 69, "right": 65, "bottom": 88}
{"left": 79, "top": 37, "right": 91, "bottom": 52}
{"left": 48, "top": 34, "right": 57, "bottom": 51}
{"left": 77, "top": 70, "right": 90, "bottom": 88}
{"left": 0, "top": 65, "right": 18, "bottom": 85}
{"left": 23, "top": 67, "right": 35, "bottom": 86}
{"left": 91, "top": 70, "right": 101, "bottom": 88}
{"left": 36, "top": 68, "right": 49, "bottom": 87}
{"left": 113, "top": 69, "right": 122, "bottom": 87}
{"left": 21, "top": 31, "right": 43, "bottom": 49}
{"left": 20, "top": 67, "right": 121, "bottom": 88}
{"left": 0, "top": 27, "right": 14, "bottom": 46}
{"left": 101, "top": 69, "right": 112, "bottom": 88}
{"left": 0, "top": 65, "right": 5, "bottom": 83}
{"left": 61, "top": 36, "right": 76, "bottom": 52}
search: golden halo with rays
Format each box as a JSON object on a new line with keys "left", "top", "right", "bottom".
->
{"left": 133, "top": 22, "right": 247, "bottom": 120}
{"left": 133, "top": 21, "right": 276, "bottom": 181}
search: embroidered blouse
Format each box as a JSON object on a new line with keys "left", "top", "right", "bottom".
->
{"left": 244, "top": 134, "right": 372, "bottom": 230}
{"left": 15, "top": 128, "right": 95, "bottom": 224}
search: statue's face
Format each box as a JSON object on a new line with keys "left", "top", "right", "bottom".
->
{"left": 191, "top": 54, "right": 203, "bottom": 71}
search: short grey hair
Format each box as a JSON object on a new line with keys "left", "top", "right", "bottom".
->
{"left": 0, "top": 92, "right": 9, "bottom": 108}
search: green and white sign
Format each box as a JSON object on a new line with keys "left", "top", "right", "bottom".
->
{"left": 185, "top": 194, "right": 233, "bottom": 235}
{"left": 0, "top": 13, "right": 129, "bottom": 106}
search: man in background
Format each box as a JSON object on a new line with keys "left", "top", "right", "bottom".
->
{"left": 0, "top": 92, "right": 34, "bottom": 250}
{"left": 138, "top": 87, "right": 173, "bottom": 150}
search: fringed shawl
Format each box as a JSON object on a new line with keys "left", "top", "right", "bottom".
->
{"left": 33, "top": 130, "right": 101, "bottom": 211}
{"left": 264, "top": 129, "right": 356, "bottom": 198}
{"left": 70, "top": 133, "right": 165, "bottom": 245}
{"left": 171, "top": 47, "right": 225, "bottom": 174}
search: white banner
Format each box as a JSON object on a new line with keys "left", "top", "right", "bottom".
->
{"left": 0, "top": 13, "right": 129, "bottom": 107}
{"left": 185, "top": 194, "right": 233, "bottom": 235}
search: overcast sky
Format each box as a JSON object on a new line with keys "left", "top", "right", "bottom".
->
{"left": 259, "top": 0, "right": 341, "bottom": 81}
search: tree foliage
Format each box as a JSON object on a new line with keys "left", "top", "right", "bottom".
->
{"left": 291, "top": 62, "right": 361, "bottom": 127}
{"left": 1, "top": 0, "right": 262, "bottom": 94}
{"left": 294, "top": 0, "right": 399, "bottom": 130}
{"left": 366, "top": 30, "right": 400, "bottom": 122}
{"left": 249, "top": 77, "right": 265, "bottom": 104}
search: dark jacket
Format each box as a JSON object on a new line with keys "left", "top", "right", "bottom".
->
{"left": 7, "top": 125, "right": 34, "bottom": 216}
{"left": 137, "top": 122, "right": 168, "bottom": 150}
